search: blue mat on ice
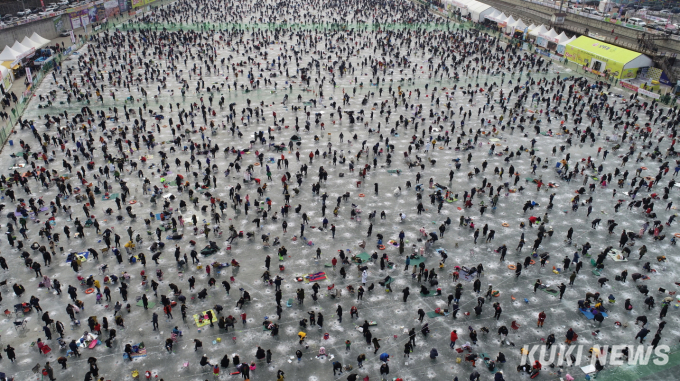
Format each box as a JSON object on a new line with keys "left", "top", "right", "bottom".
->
{"left": 66, "top": 252, "right": 89, "bottom": 263}
{"left": 580, "top": 308, "right": 608, "bottom": 320}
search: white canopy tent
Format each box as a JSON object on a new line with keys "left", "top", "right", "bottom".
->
{"left": 529, "top": 24, "right": 548, "bottom": 37}
{"left": 507, "top": 18, "right": 527, "bottom": 34}
{"left": 536, "top": 28, "right": 558, "bottom": 48}
{"left": 555, "top": 32, "right": 571, "bottom": 45}
{"left": 0, "top": 46, "right": 20, "bottom": 62}
{"left": 21, "top": 36, "right": 42, "bottom": 50}
{"left": 562, "top": 35, "right": 576, "bottom": 46}
{"left": 556, "top": 34, "right": 576, "bottom": 54}
{"left": 491, "top": 12, "right": 507, "bottom": 23}
{"left": 486, "top": 9, "right": 500, "bottom": 21}
{"left": 540, "top": 29, "right": 559, "bottom": 43}
{"left": 10, "top": 41, "right": 31, "bottom": 56}
{"left": 0, "top": 65, "right": 13, "bottom": 92}
{"left": 449, "top": 0, "right": 471, "bottom": 14}
{"left": 469, "top": 2, "right": 495, "bottom": 22}
{"left": 30, "top": 33, "right": 51, "bottom": 46}
{"left": 505, "top": 15, "right": 516, "bottom": 27}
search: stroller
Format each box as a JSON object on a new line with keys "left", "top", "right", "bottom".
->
{"left": 56, "top": 337, "right": 67, "bottom": 350}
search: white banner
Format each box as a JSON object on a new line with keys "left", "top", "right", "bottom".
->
{"left": 26, "top": 68, "right": 32, "bottom": 84}
{"left": 70, "top": 30, "right": 76, "bottom": 44}
{"left": 637, "top": 88, "right": 660, "bottom": 99}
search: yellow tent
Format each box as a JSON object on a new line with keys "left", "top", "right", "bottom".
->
{"left": 563, "top": 36, "right": 652, "bottom": 79}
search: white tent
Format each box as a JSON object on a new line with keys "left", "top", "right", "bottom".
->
{"left": 0, "top": 65, "right": 13, "bottom": 91}
{"left": 527, "top": 24, "right": 537, "bottom": 32}
{"left": 529, "top": 24, "right": 547, "bottom": 37}
{"left": 469, "top": 2, "right": 494, "bottom": 22}
{"left": 461, "top": 0, "right": 483, "bottom": 17}
{"left": 555, "top": 32, "right": 571, "bottom": 45}
{"left": 556, "top": 35, "right": 577, "bottom": 54}
{"left": 562, "top": 35, "right": 577, "bottom": 45}
{"left": 28, "top": 36, "right": 48, "bottom": 49}
{"left": 540, "top": 29, "right": 559, "bottom": 43}
{"left": 505, "top": 15, "right": 516, "bottom": 27}
{"left": 496, "top": 12, "right": 509, "bottom": 23}
{"left": 486, "top": 9, "right": 501, "bottom": 21}
{"left": 507, "top": 18, "right": 527, "bottom": 34}
{"left": 30, "top": 33, "right": 51, "bottom": 46}
{"left": 450, "top": 0, "right": 472, "bottom": 14}
{"left": 21, "top": 36, "right": 42, "bottom": 50}
{"left": 536, "top": 28, "right": 558, "bottom": 48}
{"left": 0, "top": 46, "right": 20, "bottom": 61}
{"left": 10, "top": 41, "right": 31, "bottom": 56}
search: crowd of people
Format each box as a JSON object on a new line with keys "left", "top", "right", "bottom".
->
{"left": 0, "top": 0, "right": 679, "bottom": 379}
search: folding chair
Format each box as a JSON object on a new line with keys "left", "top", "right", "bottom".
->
{"left": 13, "top": 319, "right": 26, "bottom": 331}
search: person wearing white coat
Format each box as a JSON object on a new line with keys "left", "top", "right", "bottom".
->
{"left": 361, "top": 270, "right": 368, "bottom": 286}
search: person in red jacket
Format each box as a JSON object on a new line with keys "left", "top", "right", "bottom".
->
{"left": 537, "top": 311, "right": 547, "bottom": 327}
{"left": 450, "top": 329, "right": 458, "bottom": 349}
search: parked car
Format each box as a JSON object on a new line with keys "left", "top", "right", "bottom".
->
{"left": 57, "top": 0, "right": 69, "bottom": 5}
{"left": 59, "top": 30, "right": 71, "bottom": 37}
{"left": 627, "top": 17, "right": 647, "bottom": 27}
{"left": 16, "top": 9, "right": 31, "bottom": 16}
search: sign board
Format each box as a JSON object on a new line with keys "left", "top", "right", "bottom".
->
{"left": 26, "top": 67, "right": 32, "bottom": 84}
{"left": 620, "top": 81, "right": 639, "bottom": 92}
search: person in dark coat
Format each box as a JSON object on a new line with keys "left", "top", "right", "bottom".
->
{"left": 4, "top": 344, "right": 16, "bottom": 362}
